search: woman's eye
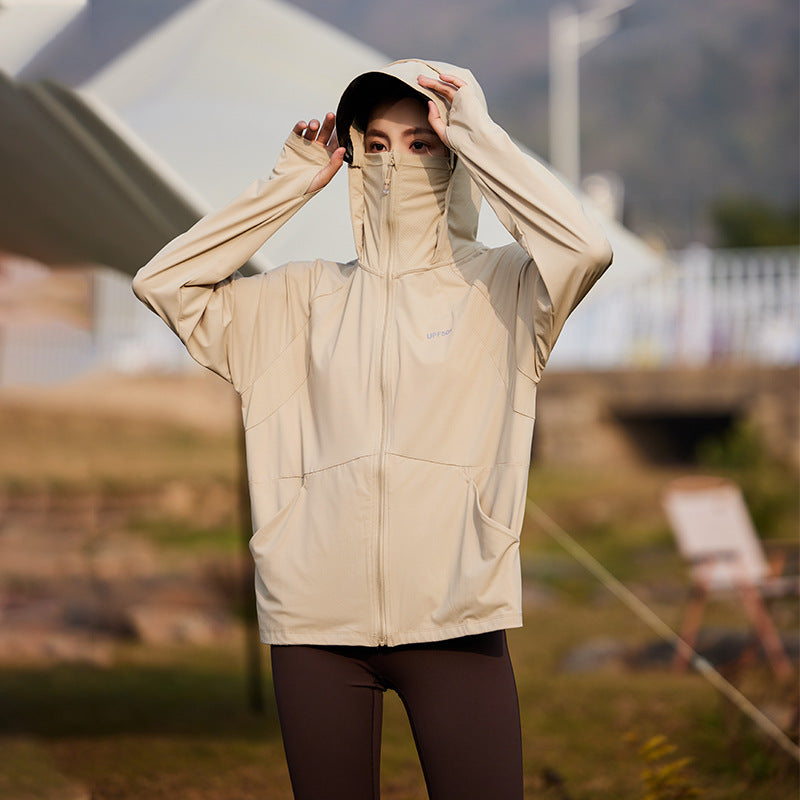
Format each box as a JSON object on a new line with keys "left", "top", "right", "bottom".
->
{"left": 368, "top": 141, "right": 386, "bottom": 152}
{"left": 411, "top": 141, "right": 429, "bottom": 152}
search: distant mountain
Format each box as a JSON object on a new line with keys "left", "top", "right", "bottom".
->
{"left": 288, "top": 0, "right": 799, "bottom": 248}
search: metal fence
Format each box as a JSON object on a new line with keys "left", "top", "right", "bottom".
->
{"left": 0, "top": 265, "right": 190, "bottom": 386}
{"left": 549, "top": 246, "right": 800, "bottom": 370}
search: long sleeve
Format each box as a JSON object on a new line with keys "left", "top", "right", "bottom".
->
{"left": 132, "top": 133, "right": 331, "bottom": 388}
{"left": 444, "top": 83, "right": 613, "bottom": 368}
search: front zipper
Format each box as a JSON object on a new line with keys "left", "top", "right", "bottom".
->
{"left": 376, "top": 151, "right": 396, "bottom": 646}
{"left": 382, "top": 151, "right": 395, "bottom": 195}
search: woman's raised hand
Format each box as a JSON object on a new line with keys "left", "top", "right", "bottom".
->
{"left": 416, "top": 73, "right": 467, "bottom": 149}
{"left": 292, "top": 112, "right": 346, "bottom": 193}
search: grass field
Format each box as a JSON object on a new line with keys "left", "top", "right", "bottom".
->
{"left": 0, "top": 371, "right": 797, "bottom": 799}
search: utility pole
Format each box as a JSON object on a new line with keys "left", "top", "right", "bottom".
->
{"left": 548, "top": 0, "right": 636, "bottom": 187}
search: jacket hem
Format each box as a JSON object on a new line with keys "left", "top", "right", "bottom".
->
{"left": 258, "top": 613, "right": 523, "bottom": 647}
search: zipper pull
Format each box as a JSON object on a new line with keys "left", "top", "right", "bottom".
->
{"left": 382, "top": 152, "right": 395, "bottom": 195}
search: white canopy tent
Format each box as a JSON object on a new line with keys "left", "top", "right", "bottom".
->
{"left": 0, "top": 0, "right": 666, "bottom": 371}
{"left": 0, "top": 0, "right": 87, "bottom": 76}
{"left": 80, "top": 0, "right": 661, "bottom": 287}
{"left": 82, "top": 0, "right": 385, "bottom": 270}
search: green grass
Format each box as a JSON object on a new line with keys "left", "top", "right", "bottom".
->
{"left": 130, "top": 517, "right": 242, "bottom": 556}
{"left": 0, "top": 610, "right": 796, "bottom": 799}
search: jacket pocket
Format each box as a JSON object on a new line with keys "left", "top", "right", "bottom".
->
{"left": 470, "top": 477, "right": 520, "bottom": 544}
{"left": 511, "top": 368, "right": 537, "bottom": 420}
{"left": 248, "top": 478, "right": 307, "bottom": 558}
{"left": 248, "top": 461, "right": 377, "bottom": 638}
{"left": 385, "top": 457, "right": 521, "bottom": 636}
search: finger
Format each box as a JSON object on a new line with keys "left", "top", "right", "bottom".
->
{"left": 306, "top": 147, "right": 346, "bottom": 194}
{"left": 417, "top": 75, "right": 456, "bottom": 103}
{"left": 426, "top": 100, "right": 449, "bottom": 147}
{"left": 317, "top": 112, "right": 336, "bottom": 146}
{"left": 320, "top": 146, "right": 345, "bottom": 179}
{"left": 292, "top": 120, "right": 307, "bottom": 136}
{"left": 303, "top": 119, "right": 320, "bottom": 140}
{"left": 329, "top": 146, "right": 345, "bottom": 171}
{"left": 437, "top": 73, "right": 466, "bottom": 89}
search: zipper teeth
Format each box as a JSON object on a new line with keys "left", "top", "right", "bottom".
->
{"left": 382, "top": 151, "right": 395, "bottom": 195}
{"left": 376, "top": 152, "right": 395, "bottom": 646}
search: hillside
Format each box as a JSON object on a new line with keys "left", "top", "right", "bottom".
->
{"left": 288, "top": 0, "right": 799, "bottom": 248}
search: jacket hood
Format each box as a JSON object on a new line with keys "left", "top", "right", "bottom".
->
{"left": 336, "top": 59, "right": 486, "bottom": 272}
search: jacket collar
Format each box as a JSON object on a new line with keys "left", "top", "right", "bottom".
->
{"left": 340, "top": 59, "right": 484, "bottom": 275}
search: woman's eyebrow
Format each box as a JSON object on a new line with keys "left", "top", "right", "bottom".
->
{"left": 364, "top": 126, "right": 436, "bottom": 139}
{"left": 364, "top": 127, "right": 390, "bottom": 139}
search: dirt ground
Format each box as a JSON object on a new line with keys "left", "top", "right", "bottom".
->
{"left": 0, "top": 369, "right": 245, "bottom": 665}
{"left": 0, "top": 367, "right": 238, "bottom": 433}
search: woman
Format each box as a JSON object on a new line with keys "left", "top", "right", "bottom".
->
{"left": 133, "top": 58, "right": 612, "bottom": 800}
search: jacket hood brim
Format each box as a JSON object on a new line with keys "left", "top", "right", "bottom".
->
{"left": 335, "top": 59, "right": 484, "bottom": 165}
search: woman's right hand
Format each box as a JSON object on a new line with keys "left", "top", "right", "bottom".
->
{"left": 293, "top": 112, "right": 345, "bottom": 193}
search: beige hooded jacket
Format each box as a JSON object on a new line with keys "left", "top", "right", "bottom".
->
{"left": 132, "top": 59, "right": 612, "bottom": 647}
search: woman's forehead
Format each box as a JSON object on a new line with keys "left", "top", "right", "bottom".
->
{"left": 366, "top": 97, "right": 430, "bottom": 128}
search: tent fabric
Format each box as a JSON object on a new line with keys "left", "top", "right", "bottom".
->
{"left": 0, "top": 71, "right": 207, "bottom": 275}
{"left": 0, "top": 0, "right": 87, "bottom": 77}
{"left": 80, "top": 0, "right": 662, "bottom": 288}
{"left": 81, "top": 0, "right": 393, "bottom": 269}
{"left": 13, "top": 0, "right": 191, "bottom": 86}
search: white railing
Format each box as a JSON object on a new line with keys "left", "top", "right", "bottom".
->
{"left": 0, "top": 321, "right": 96, "bottom": 385}
{"left": 550, "top": 246, "right": 800, "bottom": 369}
{"left": 0, "top": 264, "right": 190, "bottom": 386}
{"left": 90, "top": 267, "right": 192, "bottom": 373}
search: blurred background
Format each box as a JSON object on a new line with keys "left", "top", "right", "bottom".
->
{"left": 0, "top": 1, "right": 797, "bottom": 798}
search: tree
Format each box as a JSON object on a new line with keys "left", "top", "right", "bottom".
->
{"left": 710, "top": 195, "right": 799, "bottom": 248}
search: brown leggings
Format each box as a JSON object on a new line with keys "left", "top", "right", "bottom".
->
{"left": 270, "top": 630, "right": 523, "bottom": 800}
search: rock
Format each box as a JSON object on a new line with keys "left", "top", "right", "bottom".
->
{"left": 629, "top": 628, "right": 800, "bottom": 671}
{"left": 560, "top": 637, "right": 628, "bottom": 673}
{"left": 84, "top": 532, "right": 160, "bottom": 580}
{"left": 522, "top": 581, "right": 558, "bottom": 610}
{"left": 126, "top": 604, "right": 233, "bottom": 645}
{"left": 0, "top": 627, "right": 115, "bottom": 666}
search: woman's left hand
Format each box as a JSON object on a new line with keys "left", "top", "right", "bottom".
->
{"left": 291, "top": 112, "right": 345, "bottom": 193}
{"left": 417, "top": 73, "right": 466, "bottom": 148}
